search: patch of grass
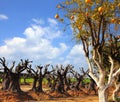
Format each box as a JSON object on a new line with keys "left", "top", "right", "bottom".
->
{"left": 42, "top": 78, "right": 48, "bottom": 84}
{"left": 70, "top": 78, "right": 77, "bottom": 83}
{"left": 83, "top": 78, "right": 90, "bottom": 84}
{"left": 20, "top": 77, "right": 49, "bottom": 85}
{"left": 0, "top": 78, "right": 2, "bottom": 83}
{"left": 20, "top": 78, "right": 34, "bottom": 83}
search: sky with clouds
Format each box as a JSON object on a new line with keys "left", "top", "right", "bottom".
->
{"left": 0, "top": 0, "right": 87, "bottom": 70}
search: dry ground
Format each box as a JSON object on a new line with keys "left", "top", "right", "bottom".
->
{"left": 0, "top": 84, "right": 119, "bottom": 102}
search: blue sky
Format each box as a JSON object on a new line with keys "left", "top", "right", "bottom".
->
{"left": 0, "top": 0, "right": 87, "bottom": 70}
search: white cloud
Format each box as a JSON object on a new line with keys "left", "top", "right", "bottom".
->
{"left": 24, "top": 25, "right": 45, "bottom": 39}
{"left": 0, "top": 18, "right": 68, "bottom": 65}
{"left": 64, "top": 44, "right": 87, "bottom": 68}
{"left": 24, "top": 18, "right": 61, "bottom": 40}
{"left": 48, "top": 18, "right": 58, "bottom": 26}
{"left": 5, "top": 37, "right": 26, "bottom": 47}
{"left": 68, "top": 44, "right": 84, "bottom": 57}
{"left": 0, "top": 14, "right": 8, "bottom": 20}
{"left": 32, "top": 18, "right": 44, "bottom": 24}
{"left": 0, "top": 18, "right": 88, "bottom": 68}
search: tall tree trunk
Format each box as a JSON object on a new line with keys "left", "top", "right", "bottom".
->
{"left": 98, "top": 87, "right": 108, "bottom": 102}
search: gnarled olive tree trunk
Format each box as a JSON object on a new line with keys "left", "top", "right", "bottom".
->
{"left": 0, "top": 57, "right": 31, "bottom": 92}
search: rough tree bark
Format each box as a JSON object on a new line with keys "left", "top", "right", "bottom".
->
{"left": 55, "top": 65, "right": 73, "bottom": 93}
{"left": 0, "top": 58, "right": 31, "bottom": 92}
{"left": 37, "top": 64, "right": 50, "bottom": 92}
{"left": 27, "top": 64, "right": 50, "bottom": 92}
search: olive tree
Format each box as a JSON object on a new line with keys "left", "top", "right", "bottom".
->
{"left": 56, "top": 0, "right": 120, "bottom": 102}
{"left": 0, "top": 57, "right": 31, "bottom": 92}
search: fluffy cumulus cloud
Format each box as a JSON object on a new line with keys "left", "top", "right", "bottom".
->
{"left": 0, "top": 14, "right": 8, "bottom": 20}
{"left": 64, "top": 44, "right": 87, "bottom": 68}
{"left": 0, "top": 18, "right": 87, "bottom": 68}
{"left": 0, "top": 18, "right": 68, "bottom": 65}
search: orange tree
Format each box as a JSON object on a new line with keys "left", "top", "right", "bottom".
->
{"left": 55, "top": 0, "right": 120, "bottom": 102}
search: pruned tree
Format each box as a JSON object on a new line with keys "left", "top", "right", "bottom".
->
{"left": 73, "top": 68, "right": 88, "bottom": 91}
{"left": 37, "top": 64, "right": 50, "bottom": 92}
{"left": 51, "top": 64, "right": 73, "bottom": 93}
{"left": 27, "top": 65, "right": 39, "bottom": 92}
{"left": 27, "top": 64, "right": 50, "bottom": 92}
{"left": 62, "top": 64, "right": 74, "bottom": 91}
{"left": 56, "top": 0, "right": 120, "bottom": 102}
{"left": 56, "top": 65, "right": 65, "bottom": 93}
{"left": 0, "top": 57, "right": 31, "bottom": 92}
{"left": 46, "top": 65, "right": 58, "bottom": 92}
{"left": 48, "top": 74, "right": 57, "bottom": 92}
{"left": 65, "top": 74, "right": 72, "bottom": 91}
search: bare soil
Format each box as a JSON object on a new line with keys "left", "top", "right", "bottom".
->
{"left": 0, "top": 84, "right": 119, "bottom": 102}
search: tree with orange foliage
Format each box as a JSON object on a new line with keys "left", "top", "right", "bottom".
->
{"left": 56, "top": 0, "right": 120, "bottom": 102}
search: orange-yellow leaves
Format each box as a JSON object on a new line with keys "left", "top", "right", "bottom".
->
{"left": 78, "top": 26, "right": 82, "bottom": 30}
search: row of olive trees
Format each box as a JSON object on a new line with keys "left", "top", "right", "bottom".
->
{"left": 0, "top": 57, "right": 119, "bottom": 101}
{"left": 0, "top": 57, "right": 94, "bottom": 93}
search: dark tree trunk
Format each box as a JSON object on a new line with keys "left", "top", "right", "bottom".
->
{"left": 87, "top": 76, "right": 97, "bottom": 94}
{"left": 47, "top": 78, "right": 52, "bottom": 87}
{"left": 49, "top": 76, "right": 57, "bottom": 92}
{"left": 57, "top": 82, "right": 64, "bottom": 93}
{"left": 65, "top": 77, "right": 71, "bottom": 91}
{"left": 7, "top": 73, "right": 21, "bottom": 92}
{"left": 2, "top": 73, "right": 10, "bottom": 90}
{"left": 75, "top": 80, "right": 81, "bottom": 90}
{"left": 37, "top": 78, "right": 43, "bottom": 92}
{"left": 37, "top": 67, "right": 44, "bottom": 92}
{"left": 31, "top": 76, "right": 38, "bottom": 92}
{"left": 56, "top": 74, "right": 65, "bottom": 93}
{"left": 74, "top": 75, "right": 83, "bottom": 91}
{"left": 2, "top": 72, "right": 21, "bottom": 92}
{"left": 88, "top": 79, "right": 97, "bottom": 94}
{"left": 51, "top": 81, "right": 57, "bottom": 92}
